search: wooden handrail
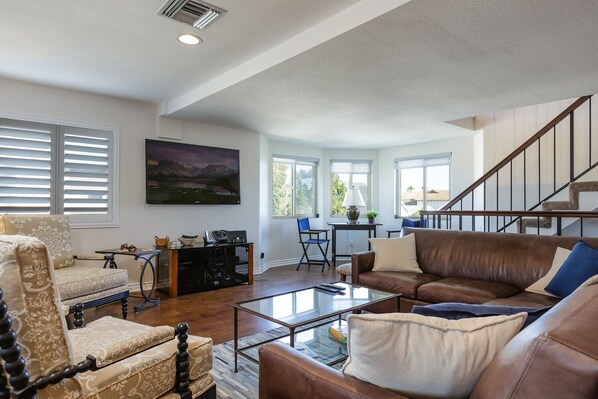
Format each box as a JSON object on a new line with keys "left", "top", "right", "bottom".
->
{"left": 441, "top": 95, "right": 592, "bottom": 210}
{"left": 421, "top": 210, "right": 598, "bottom": 218}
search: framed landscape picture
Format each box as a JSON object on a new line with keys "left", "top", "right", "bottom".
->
{"left": 145, "top": 139, "right": 240, "bottom": 205}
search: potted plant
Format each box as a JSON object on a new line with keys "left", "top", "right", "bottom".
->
{"left": 366, "top": 210, "right": 379, "bottom": 224}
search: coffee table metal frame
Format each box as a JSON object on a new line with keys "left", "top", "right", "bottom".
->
{"left": 232, "top": 284, "right": 401, "bottom": 372}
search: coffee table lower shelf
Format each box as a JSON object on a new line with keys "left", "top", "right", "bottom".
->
{"left": 235, "top": 318, "right": 348, "bottom": 371}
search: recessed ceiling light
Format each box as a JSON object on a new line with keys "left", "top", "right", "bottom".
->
{"left": 177, "top": 33, "right": 202, "bottom": 45}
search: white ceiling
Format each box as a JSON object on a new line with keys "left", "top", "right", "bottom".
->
{"left": 3, "top": 0, "right": 598, "bottom": 148}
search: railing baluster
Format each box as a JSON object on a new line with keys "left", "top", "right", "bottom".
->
{"left": 538, "top": 138, "right": 541, "bottom": 205}
{"left": 552, "top": 125, "right": 556, "bottom": 192}
{"left": 459, "top": 215, "right": 462, "bottom": 231}
{"left": 580, "top": 217, "right": 584, "bottom": 237}
{"left": 524, "top": 149, "right": 527, "bottom": 209}
{"left": 557, "top": 217, "right": 562, "bottom": 236}
{"left": 483, "top": 181, "right": 486, "bottom": 231}
{"left": 588, "top": 97, "right": 592, "bottom": 168}
{"left": 510, "top": 160, "right": 513, "bottom": 211}
{"left": 570, "top": 110, "right": 575, "bottom": 181}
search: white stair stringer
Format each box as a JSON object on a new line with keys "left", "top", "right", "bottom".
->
{"left": 519, "top": 181, "right": 598, "bottom": 233}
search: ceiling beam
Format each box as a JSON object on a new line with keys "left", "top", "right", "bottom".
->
{"left": 161, "top": 0, "right": 412, "bottom": 116}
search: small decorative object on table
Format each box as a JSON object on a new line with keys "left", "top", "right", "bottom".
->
{"left": 342, "top": 186, "right": 366, "bottom": 223}
{"left": 154, "top": 235, "right": 169, "bottom": 247}
{"left": 328, "top": 320, "right": 348, "bottom": 344}
{"left": 366, "top": 210, "right": 379, "bottom": 224}
{"left": 178, "top": 235, "right": 198, "bottom": 246}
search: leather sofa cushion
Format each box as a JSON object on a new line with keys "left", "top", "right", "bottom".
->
{"left": 484, "top": 292, "right": 560, "bottom": 308}
{"left": 402, "top": 227, "right": 598, "bottom": 289}
{"left": 417, "top": 277, "right": 520, "bottom": 304}
{"left": 357, "top": 271, "right": 441, "bottom": 298}
{"left": 471, "top": 279, "right": 598, "bottom": 398}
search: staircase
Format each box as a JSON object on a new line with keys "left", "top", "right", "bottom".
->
{"left": 519, "top": 181, "right": 598, "bottom": 232}
{"left": 420, "top": 95, "right": 598, "bottom": 236}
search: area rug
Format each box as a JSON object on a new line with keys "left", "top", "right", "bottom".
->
{"left": 212, "top": 319, "right": 346, "bottom": 399}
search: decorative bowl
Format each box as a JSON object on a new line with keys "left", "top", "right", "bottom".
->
{"left": 178, "top": 237, "right": 196, "bottom": 246}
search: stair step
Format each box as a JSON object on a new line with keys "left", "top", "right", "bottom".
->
{"left": 519, "top": 181, "right": 598, "bottom": 232}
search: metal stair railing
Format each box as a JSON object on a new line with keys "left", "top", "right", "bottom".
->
{"left": 431, "top": 95, "right": 595, "bottom": 234}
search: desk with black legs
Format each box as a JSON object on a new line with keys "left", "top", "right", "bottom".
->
{"left": 327, "top": 222, "right": 382, "bottom": 264}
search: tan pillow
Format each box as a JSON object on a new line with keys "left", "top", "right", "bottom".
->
{"left": 369, "top": 234, "right": 422, "bottom": 273}
{"left": 342, "top": 312, "right": 526, "bottom": 398}
{"left": 525, "top": 247, "right": 571, "bottom": 297}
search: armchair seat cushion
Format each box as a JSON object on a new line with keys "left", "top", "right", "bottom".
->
{"left": 358, "top": 271, "right": 441, "bottom": 298}
{"left": 417, "top": 277, "right": 520, "bottom": 304}
{"left": 71, "top": 320, "right": 213, "bottom": 399}
{"left": 69, "top": 317, "right": 175, "bottom": 367}
{"left": 55, "top": 266, "right": 128, "bottom": 301}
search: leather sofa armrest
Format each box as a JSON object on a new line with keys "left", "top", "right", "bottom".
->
{"left": 351, "top": 251, "right": 375, "bottom": 285}
{"left": 259, "top": 342, "right": 407, "bottom": 399}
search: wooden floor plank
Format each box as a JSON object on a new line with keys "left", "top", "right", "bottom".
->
{"left": 86, "top": 264, "right": 340, "bottom": 344}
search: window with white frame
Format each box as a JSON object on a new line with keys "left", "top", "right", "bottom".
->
{"left": 330, "top": 160, "right": 372, "bottom": 217}
{"left": 0, "top": 118, "right": 118, "bottom": 227}
{"left": 272, "top": 155, "right": 318, "bottom": 217}
{"left": 395, "top": 154, "right": 451, "bottom": 218}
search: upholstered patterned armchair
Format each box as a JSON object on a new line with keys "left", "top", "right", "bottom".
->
{"left": 0, "top": 214, "right": 129, "bottom": 318}
{"left": 0, "top": 235, "right": 215, "bottom": 399}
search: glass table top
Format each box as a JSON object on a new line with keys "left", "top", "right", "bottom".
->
{"left": 234, "top": 282, "right": 399, "bottom": 328}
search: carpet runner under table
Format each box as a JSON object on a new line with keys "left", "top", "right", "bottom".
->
{"left": 212, "top": 320, "right": 346, "bottom": 399}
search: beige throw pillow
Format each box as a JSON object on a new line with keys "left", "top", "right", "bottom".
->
{"left": 342, "top": 312, "right": 526, "bottom": 399}
{"left": 369, "top": 234, "right": 422, "bottom": 273}
{"left": 525, "top": 247, "right": 571, "bottom": 297}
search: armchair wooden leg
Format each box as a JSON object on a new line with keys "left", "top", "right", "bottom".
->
{"left": 0, "top": 289, "right": 30, "bottom": 396}
{"left": 73, "top": 303, "right": 85, "bottom": 329}
{"left": 175, "top": 323, "right": 192, "bottom": 399}
{"left": 121, "top": 297, "right": 128, "bottom": 319}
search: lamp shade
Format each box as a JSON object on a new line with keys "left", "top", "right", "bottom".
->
{"left": 342, "top": 187, "right": 365, "bottom": 207}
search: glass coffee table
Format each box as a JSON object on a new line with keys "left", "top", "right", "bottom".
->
{"left": 232, "top": 282, "right": 400, "bottom": 372}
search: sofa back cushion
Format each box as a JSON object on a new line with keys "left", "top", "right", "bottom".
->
{"left": 471, "top": 276, "right": 598, "bottom": 398}
{"left": 402, "top": 228, "right": 598, "bottom": 289}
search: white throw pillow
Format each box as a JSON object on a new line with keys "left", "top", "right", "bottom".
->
{"left": 369, "top": 234, "right": 422, "bottom": 273}
{"left": 525, "top": 247, "right": 571, "bottom": 297}
{"left": 342, "top": 312, "right": 526, "bottom": 399}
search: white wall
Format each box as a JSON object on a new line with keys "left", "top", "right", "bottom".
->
{"left": 0, "top": 77, "right": 262, "bottom": 288}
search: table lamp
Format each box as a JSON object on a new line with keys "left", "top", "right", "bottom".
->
{"left": 342, "top": 186, "right": 365, "bottom": 223}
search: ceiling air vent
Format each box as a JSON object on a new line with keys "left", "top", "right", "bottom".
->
{"left": 158, "top": 0, "right": 226, "bottom": 29}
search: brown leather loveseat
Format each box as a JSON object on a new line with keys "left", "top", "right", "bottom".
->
{"left": 352, "top": 227, "right": 598, "bottom": 311}
{"left": 258, "top": 277, "right": 598, "bottom": 398}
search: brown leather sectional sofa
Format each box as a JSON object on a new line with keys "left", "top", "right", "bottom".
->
{"left": 352, "top": 227, "right": 598, "bottom": 311}
{"left": 259, "top": 276, "right": 598, "bottom": 398}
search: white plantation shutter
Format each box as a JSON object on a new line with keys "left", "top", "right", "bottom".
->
{"left": 60, "top": 128, "right": 112, "bottom": 217}
{"left": 0, "top": 118, "right": 117, "bottom": 227}
{"left": 0, "top": 119, "right": 55, "bottom": 214}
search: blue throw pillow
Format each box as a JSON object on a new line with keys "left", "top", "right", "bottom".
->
{"left": 402, "top": 219, "right": 428, "bottom": 228}
{"left": 545, "top": 240, "right": 598, "bottom": 298}
{"left": 412, "top": 302, "right": 551, "bottom": 329}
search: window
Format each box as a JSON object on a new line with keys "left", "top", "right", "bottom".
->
{"left": 272, "top": 155, "right": 318, "bottom": 217}
{"left": 330, "top": 160, "right": 372, "bottom": 217}
{"left": 0, "top": 118, "right": 118, "bottom": 227}
{"left": 395, "top": 154, "right": 451, "bottom": 217}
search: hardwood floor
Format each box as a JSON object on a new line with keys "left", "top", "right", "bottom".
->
{"left": 86, "top": 264, "right": 339, "bottom": 345}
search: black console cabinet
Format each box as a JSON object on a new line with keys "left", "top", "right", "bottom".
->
{"left": 157, "top": 242, "right": 253, "bottom": 297}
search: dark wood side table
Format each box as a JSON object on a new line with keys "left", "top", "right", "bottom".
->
{"left": 95, "top": 248, "right": 161, "bottom": 312}
{"left": 327, "top": 222, "right": 382, "bottom": 264}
